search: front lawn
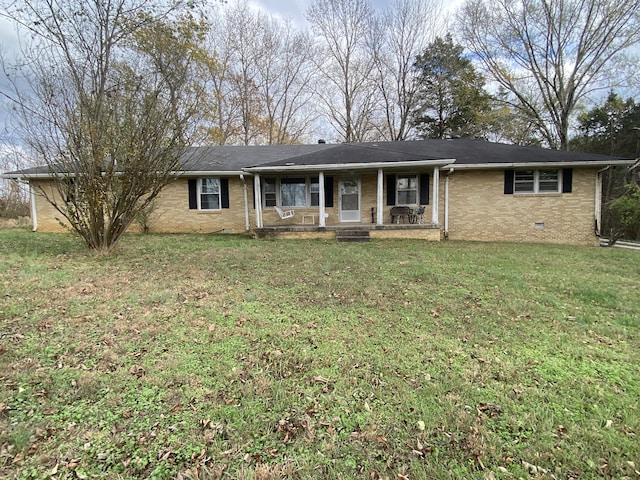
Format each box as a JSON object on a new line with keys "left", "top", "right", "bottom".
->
{"left": 1, "top": 230, "right": 638, "bottom": 479}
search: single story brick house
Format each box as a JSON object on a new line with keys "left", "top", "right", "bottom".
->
{"left": 2, "top": 139, "right": 632, "bottom": 245}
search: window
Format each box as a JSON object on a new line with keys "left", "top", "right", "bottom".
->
{"left": 310, "top": 178, "right": 320, "bottom": 206}
{"left": 199, "top": 178, "right": 220, "bottom": 209}
{"left": 514, "top": 169, "right": 560, "bottom": 194}
{"left": 280, "top": 177, "right": 307, "bottom": 207}
{"left": 264, "top": 178, "right": 277, "bottom": 207}
{"left": 263, "top": 176, "right": 333, "bottom": 208}
{"left": 396, "top": 175, "right": 417, "bottom": 204}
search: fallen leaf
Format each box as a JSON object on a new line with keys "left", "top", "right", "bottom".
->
{"left": 129, "top": 365, "right": 145, "bottom": 377}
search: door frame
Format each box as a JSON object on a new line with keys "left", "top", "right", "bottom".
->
{"left": 339, "top": 176, "right": 361, "bottom": 223}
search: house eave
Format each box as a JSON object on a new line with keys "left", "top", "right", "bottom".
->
{"left": 244, "top": 159, "right": 457, "bottom": 173}
{"left": 173, "top": 170, "right": 247, "bottom": 177}
{"left": 0, "top": 172, "right": 55, "bottom": 180}
{"left": 447, "top": 160, "right": 634, "bottom": 170}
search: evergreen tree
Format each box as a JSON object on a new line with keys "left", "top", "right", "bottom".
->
{"left": 412, "top": 34, "right": 491, "bottom": 139}
{"left": 570, "top": 91, "right": 640, "bottom": 158}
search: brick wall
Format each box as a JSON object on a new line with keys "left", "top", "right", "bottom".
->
{"left": 32, "top": 181, "right": 68, "bottom": 232}
{"left": 443, "top": 168, "right": 599, "bottom": 245}
{"left": 30, "top": 168, "right": 602, "bottom": 246}
{"left": 150, "top": 178, "right": 247, "bottom": 233}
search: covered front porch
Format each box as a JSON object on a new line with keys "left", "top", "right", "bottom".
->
{"left": 242, "top": 142, "right": 455, "bottom": 240}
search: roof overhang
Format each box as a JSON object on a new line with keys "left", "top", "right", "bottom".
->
{"left": 446, "top": 159, "right": 635, "bottom": 170}
{"left": 173, "top": 170, "right": 246, "bottom": 177}
{"left": 1, "top": 172, "right": 55, "bottom": 180}
{"left": 244, "top": 158, "right": 456, "bottom": 174}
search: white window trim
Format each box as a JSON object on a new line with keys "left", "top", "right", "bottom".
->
{"left": 514, "top": 169, "right": 561, "bottom": 194}
{"left": 197, "top": 177, "right": 222, "bottom": 210}
{"left": 396, "top": 174, "right": 418, "bottom": 205}
{"left": 264, "top": 176, "right": 321, "bottom": 208}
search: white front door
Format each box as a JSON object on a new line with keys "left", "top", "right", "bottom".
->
{"left": 339, "top": 176, "right": 361, "bottom": 222}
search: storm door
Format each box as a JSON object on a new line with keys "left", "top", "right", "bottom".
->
{"left": 339, "top": 176, "right": 361, "bottom": 222}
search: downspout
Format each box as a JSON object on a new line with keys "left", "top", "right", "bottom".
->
{"left": 29, "top": 182, "right": 38, "bottom": 232}
{"left": 595, "top": 166, "right": 609, "bottom": 238}
{"left": 240, "top": 173, "right": 250, "bottom": 232}
{"left": 444, "top": 168, "right": 454, "bottom": 239}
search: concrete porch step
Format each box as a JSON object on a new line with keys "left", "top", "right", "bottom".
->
{"left": 335, "top": 229, "right": 371, "bottom": 242}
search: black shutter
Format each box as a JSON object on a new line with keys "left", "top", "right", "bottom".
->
{"left": 221, "top": 178, "right": 230, "bottom": 208}
{"left": 504, "top": 170, "right": 514, "bottom": 194}
{"left": 386, "top": 175, "right": 396, "bottom": 205}
{"left": 419, "top": 173, "right": 430, "bottom": 205}
{"left": 562, "top": 168, "right": 573, "bottom": 193}
{"left": 324, "top": 176, "right": 334, "bottom": 208}
{"left": 188, "top": 179, "right": 198, "bottom": 209}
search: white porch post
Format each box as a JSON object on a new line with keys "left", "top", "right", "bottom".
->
{"left": 253, "top": 173, "right": 263, "bottom": 228}
{"left": 431, "top": 167, "right": 440, "bottom": 224}
{"left": 30, "top": 183, "right": 38, "bottom": 232}
{"left": 319, "top": 171, "right": 326, "bottom": 227}
{"left": 377, "top": 169, "right": 384, "bottom": 225}
{"left": 444, "top": 170, "right": 451, "bottom": 236}
{"left": 241, "top": 174, "right": 250, "bottom": 231}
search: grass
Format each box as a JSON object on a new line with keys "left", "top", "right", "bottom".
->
{"left": 0, "top": 229, "right": 639, "bottom": 479}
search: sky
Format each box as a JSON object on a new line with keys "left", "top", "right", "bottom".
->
{"left": 0, "top": 0, "right": 461, "bottom": 154}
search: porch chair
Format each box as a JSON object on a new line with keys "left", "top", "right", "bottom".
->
{"left": 274, "top": 205, "right": 294, "bottom": 220}
{"left": 409, "top": 206, "right": 425, "bottom": 224}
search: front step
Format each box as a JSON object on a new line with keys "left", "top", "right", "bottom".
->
{"left": 335, "top": 229, "right": 371, "bottom": 242}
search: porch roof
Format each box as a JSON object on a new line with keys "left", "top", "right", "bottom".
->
{"left": 244, "top": 142, "right": 455, "bottom": 173}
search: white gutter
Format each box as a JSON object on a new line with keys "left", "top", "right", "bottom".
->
{"left": 448, "top": 160, "right": 633, "bottom": 170}
{"left": 244, "top": 159, "right": 457, "bottom": 173}
{"left": 174, "top": 170, "right": 247, "bottom": 177}
{"left": 30, "top": 183, "right": 38, "bottom": 232}
{"left": 1, "top": 173, "right": 55, "bottom": 179}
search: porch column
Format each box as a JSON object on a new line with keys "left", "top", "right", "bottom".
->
{"left": 319, "top": 171, "right": 326, "bottom": 227}
{"left": 241, "top": 174, "right": 250, "bottom": 231}
{"left": 431, "top": 167, "right": 440, "bottom": 224}
{"left": 253, "top": 173, "right": 263, "bottom": 228}
{"left": 30, "top": 183, "right": 38, "bottom": 232}
{"left": 377, "top": 169, "right": 384, "bottom": 225}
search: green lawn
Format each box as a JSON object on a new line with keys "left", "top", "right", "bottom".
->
{"left": 1, "top": 230, "right": 639, "bottom": 479}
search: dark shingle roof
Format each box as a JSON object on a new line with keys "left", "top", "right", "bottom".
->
{"left": 2, "top": 139, "right": 631, "bottom": 179}
{"left": 243, "top": 139, "right": 629, "bottom": 169}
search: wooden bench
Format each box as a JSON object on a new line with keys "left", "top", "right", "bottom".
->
{"left": 390, "top": 206, "right": 412, "bottom": 224}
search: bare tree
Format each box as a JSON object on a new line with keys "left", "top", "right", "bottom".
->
{"left": 457, "top": 0, "right": 640, "bottom": 150}
{"left": 204, "top": 1, "right": 319, "bottom": 145}
{"left": 253, "top": 18, "right": 320, "bottom": 144}
{"left": 1, "top": 0, "right": 205, "bottom": 249}
{"left": 306, "top": 0, "right": 378, "bottom": 142}
{"left": 369, "top": 0, "right": 444, "bottom": 141}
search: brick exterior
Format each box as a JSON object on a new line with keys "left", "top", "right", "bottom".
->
{"left": 31, "top": 181, "right": 68, "bottom": 233}
{"left": 443, "top": 168, "right": 599, "bottom": 245}
{"left": 29, "top": 168, "right": 601, "bottom": 245}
